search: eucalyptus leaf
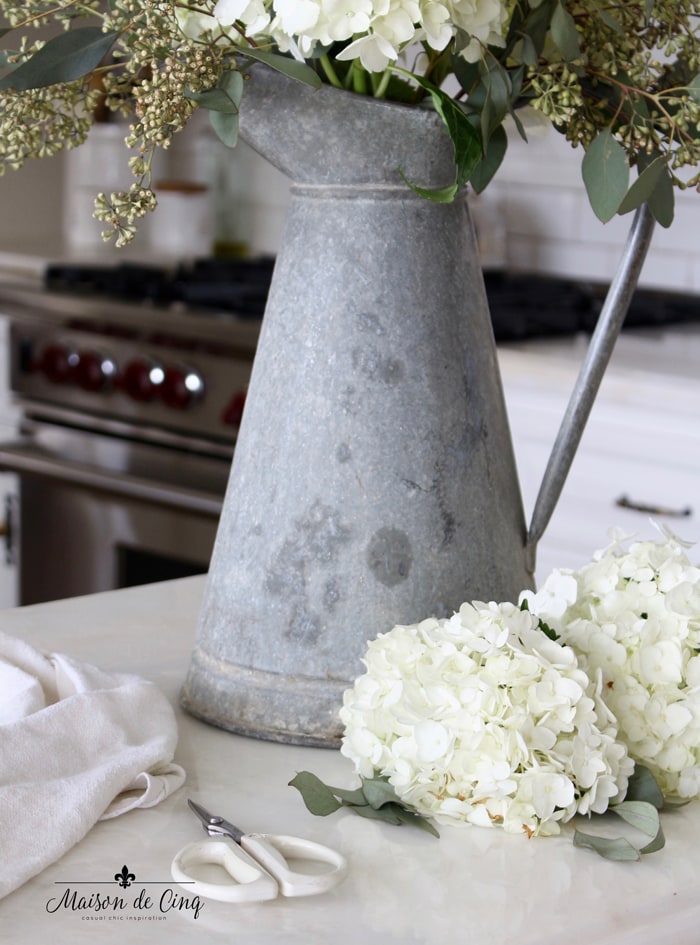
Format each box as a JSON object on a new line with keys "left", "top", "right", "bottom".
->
{"left": 514, "top": 33, "right": 539, "bottom": 68}
{"left": 623, "top": 765, "right": 664, "bottom": 810}
{"left": 647, "top": 165, "right": 674, "bottom": 228}
{"left": 595, "top": 6, "right": 624, "bottom": 34}
{"left": 573, "top": 829, "right": 640, "bottom": 861}
{"left": 0, "top": 27, "right": 119, "bottom": 91}
{"left": 658, "top": 798, "right": 690, "bottom": 810}
{"left": 640, "top": 824, "right": 666, "bottom": 855}
{"left": 582, "top": 129, "right": 629, "bottom": 222}
{"left": 361, "top": 777, "right": 401, "bottom": 810}
{"left": 510, "top": 108, "right": 528, "bottom": 142}
{"left": 352, "top": 803, "right": 404, "bottom": 826}
{"left": 689, "top": 75, "right": 700, "bottom": 105}
{"left": 329, "top": 784, "right": 370, "bottom": 806}
{"left": 288, "top": 772, "right": 343, "bottom": 817}
{"left": 389, "top": 803, "right": 440, "bottom": 838}
{"left": 193, "top": 87, "right": 239, "bottom": 113}
{"left": 188, "top": 69, "right": 244, "bottom": 115}
{"left": 551, "top": 2, "right": 580, "bottom": 60}
{"left": 289, "top": 770, "right": 439, "bottom": 837}
{"left": 526, "top": 0, "right": 559, "bottom": 57}
{"left": 610, "top": 800, "right": 660, "bottom": 838}
{"left": 209, "top": 109, "right": 239, "bottom": 148}
{"left": 617, "top": 157, "right": 665, "bottom": 215}
{"left": 238, "top": 47, "right": 322, "bottom": 88}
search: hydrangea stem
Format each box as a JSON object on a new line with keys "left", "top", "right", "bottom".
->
{"left": 373, "top": 69, "right": 391, "bottom": 99}
{"left": 319, "top": 54, "right": 342, "bottom": 89}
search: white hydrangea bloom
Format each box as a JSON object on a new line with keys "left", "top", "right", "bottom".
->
{"left": 208, "top": 0, "right": 511, "bottom": 71}
{"left": 340, "top": 601, "right": 632, "bottom": 837}
{"left": 526, "top": 531, "right": 700, "bottom": 799}
{"left": 213, "top": 0, "right": 271, "bottom": 34}
{"left": 175, "top": 9, "right": 219, "bottom": 40}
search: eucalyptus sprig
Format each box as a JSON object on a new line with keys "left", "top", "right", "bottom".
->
{"left": 573, "top": 765, "right": 670, "bottom": 861}
{"left": 290, "top": 765, "right": 681, "bottom": 862}
{"left": 289, "top": 771, "right": 440, "bottom": 839}
{"left": 1, "top": 1, "right": 699, "bottom": 241}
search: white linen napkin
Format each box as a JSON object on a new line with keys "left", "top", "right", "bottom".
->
{"left": 0, "top": 630, "right": 186, "bottom": 899}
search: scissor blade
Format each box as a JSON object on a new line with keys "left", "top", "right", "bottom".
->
{"left": 187, "top": 798, "right": 244, "bottom": 842}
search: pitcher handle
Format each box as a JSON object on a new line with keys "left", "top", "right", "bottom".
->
{"left": 525, "top": 203, "right": 656, "bottom": 568}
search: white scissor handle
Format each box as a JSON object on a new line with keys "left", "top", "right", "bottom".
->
{"left": 170, "top": 839, "right": 278, "bottom": 903}
{"left": 242, "top": 833, "right": 348, "bottom": 898}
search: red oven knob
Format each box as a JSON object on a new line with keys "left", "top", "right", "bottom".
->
{"left": 222, "top": 389, "right": 247, "bottom": 428}
{"left": 159, "top": 365, "right": 205, "bottom": 410}
{"left": 38, "top": 343, "right": 77, "bottom": 384}
{"left": 75, "top": 350, "right": 118, "bottom": 392}
{"left": 120, "top": 358, "right": 164, "bottom": 402}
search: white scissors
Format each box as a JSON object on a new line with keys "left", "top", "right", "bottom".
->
{"left": 170, "top": 799, "right": 348, "bottom": 903}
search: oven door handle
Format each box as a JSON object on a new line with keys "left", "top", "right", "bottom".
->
{"left": 0, "top": 442, "right": 224, "bottom": 517}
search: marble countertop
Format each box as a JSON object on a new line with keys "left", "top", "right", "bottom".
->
{"left": 2, "top": 574, "right": 700, "bottom": 944}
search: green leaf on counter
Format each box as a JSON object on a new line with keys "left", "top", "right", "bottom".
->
{"left": 573, "top": 769, "right": 667, "bottom": 861}
{"left": 0, "top": 27, "right": 119, "bottom": 91}
{"left": 289, "top": 771, "right": 439, "bottom": 837}
{"left": 361, "top": 777, "right": 402, "bottom": 810}
{"left": 610, "top": 800, "right": 660, "bottom": 838}
{"left": 289, "top": 772, "right": 343, "bottom": 816}
{"left": 624, "top": 765, "right": 664, "bottom": 810}
{"left": 353, "top": 800, "right": 440, "bottom": 837}
{"left": 353, "top": 802, "right": 403, "bottom": 826}
{"left": 573, "top": 829, "right": 640, "bottom": 861}
{"left": 640, "top": 824, "right": 666, "bottom": 855}
{"left": 390, "top": 803, "right": 441, "bottom": 837}
{"left": 582, "top": 129, "right": 629, "bottom": 222}
{"left": 551, "top": 1, "right": 581, "bottom": 60}
{"left": 237, "top": 46, "right": 322, "bottom": 88}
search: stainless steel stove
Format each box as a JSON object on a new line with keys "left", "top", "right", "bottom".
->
{"left": 0, "top": 260, "right": 268, "bottom": 605}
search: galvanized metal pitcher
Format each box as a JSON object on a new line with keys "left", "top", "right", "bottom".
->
{"left": 181, "top": 66, "right": 654, "bottom": 747}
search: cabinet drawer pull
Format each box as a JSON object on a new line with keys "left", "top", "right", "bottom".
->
{"left": 615, "top": 494, "right": 692, "bottom": 518}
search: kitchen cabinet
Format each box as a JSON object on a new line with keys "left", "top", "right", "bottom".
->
{"left": 500, "top": 326, "right": 700, "bottom": 580}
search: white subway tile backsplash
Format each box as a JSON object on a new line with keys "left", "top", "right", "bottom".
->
{"left": 634, "top": 250, "right": 692, "bottom": 292}
{"left": 504, "top": 186, "right": 581, "bottom": 242}
{"left": 483, "top": 125, "right": 700, "bottom": 295}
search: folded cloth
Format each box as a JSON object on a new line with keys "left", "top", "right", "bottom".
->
{"left": 0, "top": 630, "right": 186, "bottom": 899}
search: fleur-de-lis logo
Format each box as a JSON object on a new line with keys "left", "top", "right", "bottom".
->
{"left": 114, "top": 865, "right": 136, "bottom": 888}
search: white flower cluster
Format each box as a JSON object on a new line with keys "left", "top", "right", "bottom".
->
{"left": 524, "top": 529, "right": 700, "bottom": 800}
{"left": 208, "top": 0, "right": 510, "bottom": 71}
{"left": 340, "top": 601, "right": 632, "bottom": 836}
